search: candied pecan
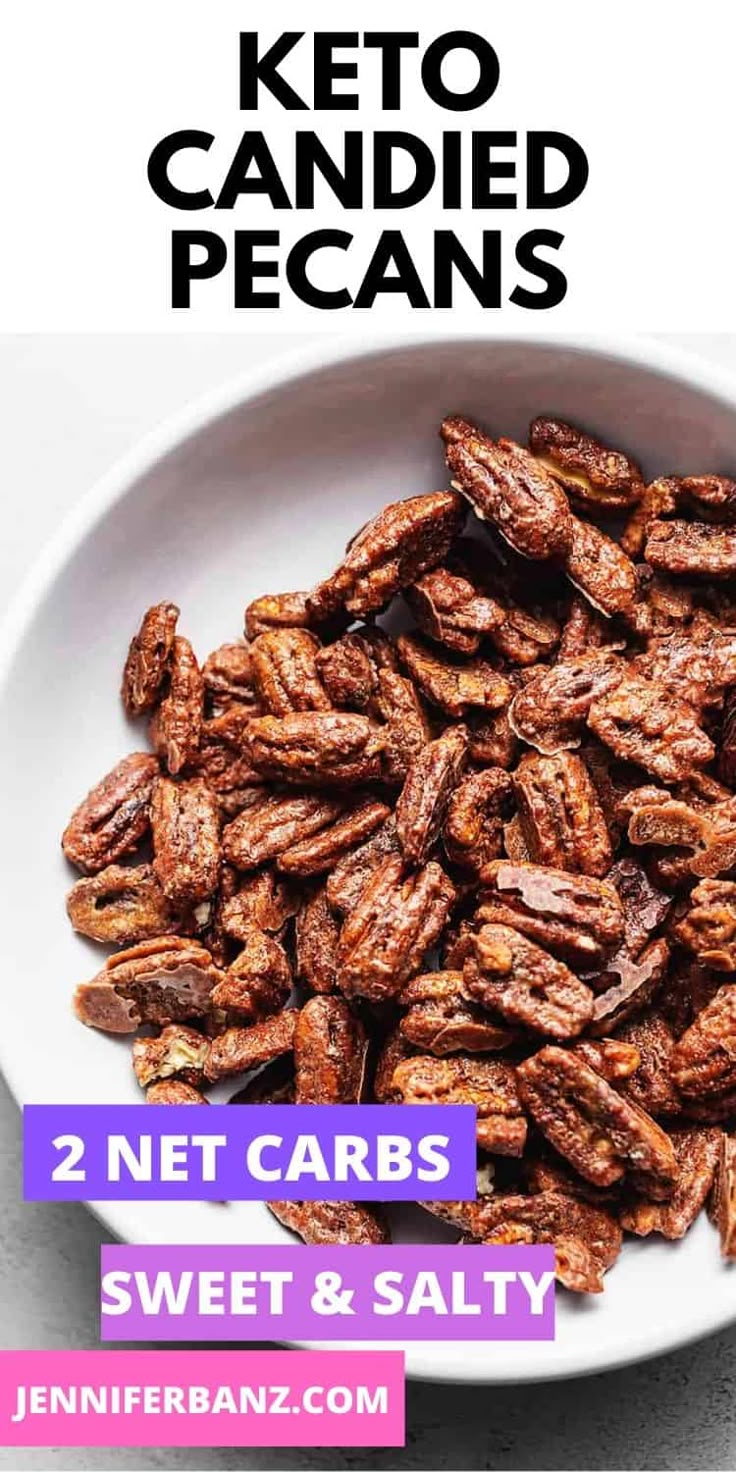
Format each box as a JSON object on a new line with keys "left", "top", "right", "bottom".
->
{"left": 121, "top": 602, "right": 179, "bottom": 716}
{"left": 62, "top": 752, "right": 159, "bottom": 874}
{"left": 202, "top": 643, "right": 258, "bottom": 709}
{"left": 373, "top": 1027, "right": 415, "bottom": 1102}
{"left": 396, "top": 634, "right": 511, "bottom": 718}
{"left": 295, "top": 886, "right": 340, "bottom": 994}
{"left": 229, "top": 1054, "right": 296, "bottom": 1105}
{"left": 443, "top": 768, "right": 512, "bottom": 874}
{"left": 710, "top": 1134, "right": 736, "bottom": 1257}
{"left": 720, "top": 691, "right": 736, "bottom": 787}
{"left": 621, "top": 1127, "right": 721, "bottom": 1239}
{"left": 529, "top": 416, "right": 643, "bottom": 512}
{"left": 204, "top": 1008, "right": 297, "bottom": 1081}
{"left": 371, "top": 669, "right": 431, "bottom": 783}
{"left": 66, "top": 863, "right": 178, "bottom": 945}
{"left": 579, "top": 740, "right": 644, "bottom": 846}
{"left": 616, "top": 1013, "right": 681, "bottom": 1116}
{"left": 245, "top": 591, "right": 313, "bottom": 639}
{"left": 503, "top": 813, "right": 531, "bottom": 863}
{"left": 405, "top": 565, "right": 505, "bottom": 656}
{"left": 678, "top": 475, "right": 736, "bottom": 522}
{"left": 599, "top": 855, "right": 672, "bottom": 957}
{"left": 277, "top": 798, "right": 391, "bottom": 877}
{"left": 671, "top": 984, "right": 736, "bottom": 1100}
{"left": 572, "top": 1038, "right": 641, "bottom": 1084}
{"left": 508, "top": 653, "right": 624, "bottom": 755}
{"left": 524, "top": 1155, "right": 622, "bottom": 1208}
{"left": 396, "top": 726, "right": 468, "bottom": 866}
{"left": 191, "top": 716, "right": 263, "bottom": 811}
{"left": 558, "top": 596, "right": 624, "bottom": 661}
{"left": 244, "top": 712, "right": 386, "bottom": 787}
{"left": 564, "top": 516, "right": 638, "bottom": 619}
{"left": 220, "top": 869, "right": 299, "bottom": 941}
{"left": 632, "top": 614, "right": 736, "bottom": 713}
{"left": 74, "top": 937, "right": 222, "bottom": 1033}
{"left": 512, "top": 751, "right": 613, "bottom": 878}
{"left": 325, "top": 818, "right": 401, "bottom": 915}
{"left": 132, "top": 1023, "right": 210, "bottom": 1089}
{"left": 249, "top": 628, "right": 331, "bottom": 716}
{"left": 442, "top": 419, "right": 572, "bottom": 560}
{"left": 146, "top": 1080, "right": 209, "bottom": 1105}
{"left": 151, "top": 776, "right": 221, "bottom": 906}
{"left": 223, "top": 793, "right": 346, "bottom": 870}
{"left": 210, "top": 928, "right": 292, "bottom": 1021}
{"left": 517, "top": 1045, "right": 677, "bottom": 1197}
{"left": 588, "top": 938, "right": 669, "bottom": 1034}
{"left": 294, "top": 996, "right": 369, "bottom": 1104}
{"left": 627, "top": 790, "right": 736, "bottom": 881}
{"left": 645, "top": 520, "right": 736, "bottom": 578}
{"left": 315, "top": 634, "right": 379, "bottom": 709}
{"left": 476, "top": 861, "right": 624, "bottom": 966}
{"left": 587, "top": 674, "right": 714, "bottom": 784}
{"left": 308, "top": 491, "right": 465, "bottom": 618}
{"left": 392, "top": 1054, "right": 527, "bottom": 1155}
{"left": 149, "top": 637, "right": 205, "bottom": 776}
{"left": 657, "top": 955, "right": 721, "bottom": 1040}
{"left": 398, "top": 972, "right": 517, "bottom": 1054}
{"left": 464, "top": 924, "right": 594, "bottom": 1040}
{"left": 621, "top": 478, "right": 680, "bottom": 557}
{"left": 336, "top": 855, "right": 455, "bottom": 1003}
{"left": 268, "top": 1199, "right": 389, "bottom": 1245}
{"left": 474, "top": 1191, "right": 622, "bottom": 1293}
{"left": 468, "top": 705, "right": 519, "bottom": 770}
{"left": 673, "top": 880, "right": 736, "bottom": 972}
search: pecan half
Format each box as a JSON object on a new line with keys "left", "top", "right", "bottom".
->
{"left": 74, "top": 937, "right": 222, "bottom": 1033}
{"left": 149, "top": 636, "right": 205, "bottom": 776}
{"left": 151, "top": 776, "right": 221, "bottom": 906}
{"left": 645, "top": 520, "right": 736, "bottom": 578}
{"left": 508, "top": 653, "right": 624, "bottom": 755}
{"left": 249, "top": 629, "right": 331, "bottom": 716}
{"left": 325, "top": 818, "right": 401, "bottom": 915}
{"left": 315, "top": 634, "right": 379, "bottom": 709}
{"left": 620, "top": 1127, "right": 721, "bottom": 1239}
{"left": 512, "top": 751, "right": 613, "bottom": 878}
{"left": 222, "top": 793, "right": 346, "bottom": 870}
{"left": 587, "top": 675, "right": 714, "bottom": 784}
{"left": 308, "top": 491, "right": 465, "bottom": 618}
{"left": 62, "top": 752, "right": 159, "bottom": 874}
{"left": 202, "top": 642, "right": 258, "bottom": 710}
{"left": 710, "top": 1134, "right": 736, "bottom": 1257}
{"left": 66, "top": 863, "right": 178, "bottom": 945}
{"left": 204, "top": 1008, "right": 297, "bottom": 1081}
{"left": 244, "top": 591, "right": 314, "bottom": 639}
{"left": 620, "top": 478, "right": 680, "bottom": 557}
{"left": 132, "top": 1023, "right": 210, "bottom": 1089}
{"left": 295, "top": 886, "right": 340, "bottom": 995}
{"left": 616, "top": 1013, "right": 681, "bottom": 1117}
{"left": 673, "top": 880, "right": 736, "bottom": 972}
{"left": 371, "top": 669, "right": 432, "bottom": 784}
{"left": 405, "top": 565, "right": 506, "bottom": 655}
{"left": 564, "top": 516, "right": 638, "bottom": 619}
{"left": 268, "top": 1199, "right": 389, "bottom": 1245}
{"left": 443, "top": 768, "right": 512, "bottom": 873}
{"left": 529, "top": 416, "right": 643, "bottom": 512}
{"left": 671, "top": 985, "right": 736, "bottom": 1100}
{"left": 336, "top": 855, "right": 455, "bottom": 1002}
{"left": 517, "top": 1045, "right": 677, "bottom": 1197}
{"left": 442, "top": 419, "right": 573, "bottom": 560}
{"left": 476, "top": 861, "right": 624, "bottom": 966}
{"left": 392, "top": 1054, "right": 527, "bottom": 1155}
{"left": 396, "top": 726, "right": 468, "bottom": 865}
{"left": 294, "top": 996, "right": 369, "bottom": 1103}
{"left": 121, "top": 602, "right": 179, "bottom": 716}
{"left": 277, "top": 798, "right": 391, "bottom": 877}
{"left": 219, "top": 869, "right": 299, "bottom": 941}
{"left": 210, "top": 928, "right": 292, "bottom": 1021}
{"left": 243, "top": 712, "right": 387, "bottom": 787}
{"left": 396, "top": 634, "right": 511, "bottom": 718}
{"left": 398, "top": 972, "right": 517, "bottom": 1054}
{"left": 473, "top": 1192, "right": 622, "bottom": 1294}
{"left": 464, "top": 924, "right": 594, "bottom": 1040}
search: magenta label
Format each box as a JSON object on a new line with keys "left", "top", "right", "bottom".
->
{"left": 0, "top": 1349, "right": 404, "bottom": 1447}
{"left": 100, "top": 1244, "right": 555, "bottom": 1341}
{"left": 23, "top": 1103, "right": 477, "bottom": 1201}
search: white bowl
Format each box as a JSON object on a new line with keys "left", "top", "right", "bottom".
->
{"left": 2, "top": 333, "right": 736, "bottom": 1384}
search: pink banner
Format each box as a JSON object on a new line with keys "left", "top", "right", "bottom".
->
{"left": 0, "top": 1350, "right": 404, "bottom": 1447}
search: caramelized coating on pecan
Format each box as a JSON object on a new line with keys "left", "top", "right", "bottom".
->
{"left": 245, "top": 591, "right": 316, "bottom": 639}
{"left": 133, "top": 1023, "right": 210, "bottom": 1089}
{"left": 204, "top": 1008, "right": 297, "bottom": 1081}
{"left": 294, "top": 996, "right": 368, "bottom": 1103}
{"left": 529, "top": 416, "right": 643, "bottom": 512}
{"left": 149, "top": 636, "right": 205, "bottom": 776}
{"left": 464, "top": 924, "right": 594, "bottom": 1040}
{"left": 202, "top": 643, "right": 258, "bottom": 709}
{"left": 373, "top": 1027, "right": 415, "bottom": 1102}
{"left": 443, "top": 768, "right": 512, "bottom": 874}
{"left": 564, "top": 516, "right": 638, "bottom": 619}
{"left": 371, "top": 669, "right": 432, "bottom": 783}
{"left": 587, "top": 675, "right": 715, "bottom": 784}
{"left": 295, "top": 886, "right": 340, "bottom": 995}
{"left": 588, "top": 938, "right": 670, "bottom": 1035}
{"left": 392, "top": 1054, "right": 527, "bottom": 1156}
{"left": 250, "top": 629, "right": 331, "bottom": 716}
{"left": 645, "top": 520, "right": 736, "bottom": 578}
{"left": 74, "top": 938, "right": 222, "bottom": 1033}
{"left": 671, "top": 985, "right": 736, "bottom": 1100}
{"left": 512, "top": 751, "right": 613, "bottom": 879}
{"left": 219, "top": 869, "right": 299, "bottom": 941}
{"left": 620, "top": 1127, "right": 721, "bottom": 1240}
{"left": 122, "top": 601, "right": 179, "bottom": 716}
{"left": 277, "top": 798, "right": 391, "bottom": 877}
{"left": 223, "top": 792, "right": 346, "bottom": 870}
{"left": 151, "top": 776, "right": 221, "bottom": 906}
{"left": 720, "top": 691, "right": 736, "bottom": 787}
{"left": 336, "top": 855, "right": 455, "bottom": 1002}
{"left": 316, "top": 634, "right": 378, "bottom": 709}
{"left": 243, "top": 712, "right": 387, "bottom": 787}
{"left": 308, "top": 491, "right": 465, "bottom": 618}
{"left": 396, "top": 725, "right": 468, "bottom": 865}
{"left": 398, "top": 971, "right": 517, "bottom": 1055}
{"left": 616, "top": 1012, "right": 681, "bottom": 1117}
{"left": 508, "top": 653, "right": 624, "bottom": 755}
{"left": 673, "top": 880, "right": 736, "bottom": 972}
{"left": 396, "top": 634, "right": 511, "bottom": 719}
{"left": 633, "top": 613, "right": 736, "bottom": 713}
{"left": 325, "top": 818, "right": 401, "bottom": 915}
{"left": 268, "top": 1199, "right": 389, "bottom": 1245}
{"left": 517, "top": 1046, "right": 677, "bottom": 1198}
{"left": 210, "top": 928, "right": 292, "bottom": 1021}
{"left": 405, "top": 565, "right": 505, "bottom": 655}
{"left": 473, "top": 1191, "right": 622, "bottom": 1294}
{"left": 66, "top": 863, "right": 178, "bottom": 945}
{"left": 442, "top": 419, "right": 573, "bottom": 560}
{"left": 62, "top": 752, "right": 159, "bottom": 875}
{"left": 476, "top": 861, "right": 624, "bottom": 966}
{"left": 621, "top": 478, "right": 680, "bottom": 558}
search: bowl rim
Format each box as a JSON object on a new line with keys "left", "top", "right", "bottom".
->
{"left": 3, "top": 328, "right": 736, "bottom": 1385}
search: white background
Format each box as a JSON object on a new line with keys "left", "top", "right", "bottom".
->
{"left": 1, "top": 330, "right": 736, "bottom": 1472}
{"left": 1, "top": 1, "right": 735, "bottom": 330}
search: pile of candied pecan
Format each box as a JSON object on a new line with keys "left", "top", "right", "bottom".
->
{"left": 63, "top": 413, "right": 736, "bottom": 1292}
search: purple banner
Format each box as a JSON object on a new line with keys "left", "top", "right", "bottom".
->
{"left": 100, "top": 1244, "right": 556, "bottom": 1341}
{"left": 23, "top": 1104, "right": 477, "bottom": 1201}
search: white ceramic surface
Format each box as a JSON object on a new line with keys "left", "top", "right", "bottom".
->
{"left": 2, "top": 333, "right": 736, "bottom": 1385}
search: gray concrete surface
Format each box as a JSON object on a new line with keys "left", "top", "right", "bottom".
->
{"left": 3, "top": 335, "right": 736, "bottom": 1472}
